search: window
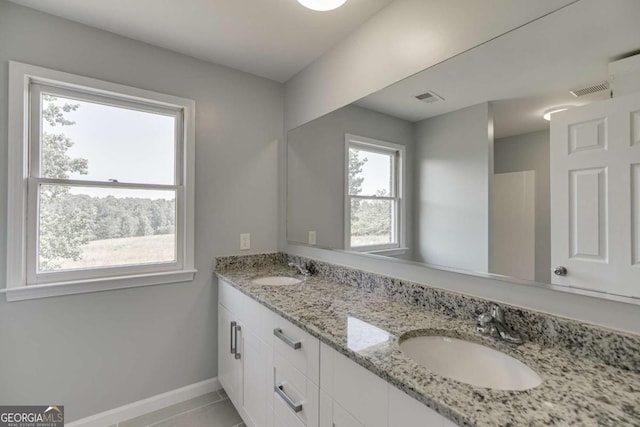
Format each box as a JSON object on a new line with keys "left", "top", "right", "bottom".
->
{"left": 345, "top": 134, "right": 405, "bottom": 253}
{"left": 5, "top": 62, "right": 195, "bottom": 301}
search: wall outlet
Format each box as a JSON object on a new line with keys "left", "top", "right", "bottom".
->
{"left": 308, "top": 231, "right": 317, "bottom": 245}
{"left": 240, "top": 233, "right": 251, "bottom": 250}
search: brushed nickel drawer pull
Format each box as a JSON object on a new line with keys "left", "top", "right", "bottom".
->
{"left": 275, "top": 383, "right": 303, "bottom": 413}
{"left": 230, "top": 321, "right": 236, "bottom": 355}
{"left": 234, "top": 324, "right": 242, "bottom": 360}
{"left": 274, "top": 328, "right": 302, "bottom": 350}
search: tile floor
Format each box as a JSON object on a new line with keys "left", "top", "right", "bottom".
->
{"left": 113, "top": 389, "right": 244, "bottom": 427}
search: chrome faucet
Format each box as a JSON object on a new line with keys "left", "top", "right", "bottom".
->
{"left": 476, "top": 304, "right": 523, "bottom": 345}
{"left": 288, "top": 262, "right": 311, "bottom": 276}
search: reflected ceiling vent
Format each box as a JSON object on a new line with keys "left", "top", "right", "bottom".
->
{"left": 569, "top": 81, "right": 609, "bottom": 97}
{"left": 415, "top": 90, "right": 444, "bottom": 104}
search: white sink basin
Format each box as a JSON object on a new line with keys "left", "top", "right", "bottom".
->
{"left": 251, "top": 276, "right": 302, "bottom": 286}
{"left": 399, "top": 335, "right": 542, "bottom": 390}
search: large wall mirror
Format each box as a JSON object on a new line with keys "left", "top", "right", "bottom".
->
{"left": 287, "top": 1, "right": 640, "bottom": 302}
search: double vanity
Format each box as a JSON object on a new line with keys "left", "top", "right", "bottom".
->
{"left": 215, "top": 253, "right": 640, "bottom": 426}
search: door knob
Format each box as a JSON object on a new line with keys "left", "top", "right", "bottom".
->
{"left": 553, "top": 266, "right": 567, "bottom": 276}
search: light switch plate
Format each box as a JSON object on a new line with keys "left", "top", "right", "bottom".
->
{"left": 240, "top": 233, "right": 251, "bottom": 250}
{"left": 308, "top": 231, "right": 317, "bottom": 245}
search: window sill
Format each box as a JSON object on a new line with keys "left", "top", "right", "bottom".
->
{"left": 1, "top": 269, "right": 197, "bottom": 302}
{"left": 365, "top": 247, "right": 408, "bottom": 256}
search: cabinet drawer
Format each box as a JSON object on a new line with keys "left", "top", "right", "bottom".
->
{"left": 274, "top": 392, "right": 306, "bottom": 427}
{"left": 274, "top": 352, "right": 319, "bottom": 427}
{"left": 268, "top": 310, "right": 320, "bottom": 384}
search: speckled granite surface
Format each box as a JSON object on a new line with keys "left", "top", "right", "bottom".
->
{"left": 284, "top": 254, "right": 640, "bottom": 373}
{"left": 215, "top": 254, "right": 640, "bottom": 426}
{"left": 215, "top": 253, "right": 286, "bottom": 271}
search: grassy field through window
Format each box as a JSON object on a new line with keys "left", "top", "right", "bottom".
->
{"left": 57, "top": 234, "right": 176, "bottom": 270}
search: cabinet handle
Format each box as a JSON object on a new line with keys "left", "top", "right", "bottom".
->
{"left": 274, "top": 328, "right": 302, "bottom": 350}
{"left": 234, "top": 324, "right": 242, "bottom": 360}
{"left": 230, "top": 321, "right": 237, "bottom": 355}
{"left": 274, "top": 383, "right": 303, "bottom": 413}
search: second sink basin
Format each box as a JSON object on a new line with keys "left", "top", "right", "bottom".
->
{"left": 399, "top": 335, "right": 542, "bottom": 390}
{"left": 251, "top": 276, "right": 302, "bottom": 286}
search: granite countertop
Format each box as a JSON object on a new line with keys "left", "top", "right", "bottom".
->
{"left": 216, "top": 264, "right": 640, "bottom": 427}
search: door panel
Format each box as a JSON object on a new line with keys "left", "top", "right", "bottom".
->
{"left": 568, "top": 118, "right": 607, "bottom": 153}
{"left": 569, "top": 167, "right": 607, "bottom": 260}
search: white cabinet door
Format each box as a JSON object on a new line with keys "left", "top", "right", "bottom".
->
{"left": 219, "top": 304, "right": 243, "bottom": 407}
{"left": 242, "top": 326, "right": 268, "bottom": 427}
{"left": 319, "top": 390, "right": 332, "bottom": 427}
{"left": 388, "top": 385, "right": 445, "bottom": 427}
{"left": 331, "top": 349, "right": 388, "bottom": 427}
{"left": 332, "top": 402, "right": 365, "bottom": 427}
{"left": 550, "top": 91, "right": 640, "bottom": 297}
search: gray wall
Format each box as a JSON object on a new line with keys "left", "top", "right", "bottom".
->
{"left": 0, "top": 1, "right": 283, "bottom": 421}
{"left": 413, "top": 103, "right": 493, "bottom": 271}
{"left": 494, "top": 130, "right": 551, "bottom": 283}
{"left": 287, "top": 104, "right": 414, "bottom": 254}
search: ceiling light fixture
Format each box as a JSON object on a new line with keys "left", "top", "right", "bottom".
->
{"left": 297, "top": 0, "right": 347, "bottom": 11}
{"left": 543, "top": 106, "right": 572, "bottom": 121}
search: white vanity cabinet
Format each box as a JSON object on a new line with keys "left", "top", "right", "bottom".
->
{"left": 218, "top": 278, "right": 320, "bottom": 427}
{"left": 218, "top": 278, "right": 458, "bottom": 427}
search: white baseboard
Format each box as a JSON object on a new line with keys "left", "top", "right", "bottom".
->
{"left": 67, "top": 377, "right": 221, "bottom": 427}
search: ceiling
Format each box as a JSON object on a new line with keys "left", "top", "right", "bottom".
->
{"left": 354, "top": 0, "right": 640, "bottom": 139}
{"left": 8, "top": 0, "right": 394, "bottom": 82}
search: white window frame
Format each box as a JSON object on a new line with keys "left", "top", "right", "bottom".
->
{"left": 344, "top": 134, "right": 406, "bottom": 254}
{"left": 4, "top": 61, "right": 196, "bottom": 301}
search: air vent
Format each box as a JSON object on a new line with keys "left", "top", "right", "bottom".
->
{"left": 415, "top": 90, "right": 444, "bottom": 104}
{"left": 569, "top": 81, "right": 610, "bottom": 97}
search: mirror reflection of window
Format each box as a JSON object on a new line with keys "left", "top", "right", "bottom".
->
{"left": 345, "top": 135, "right": 404, "bottom": 253}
